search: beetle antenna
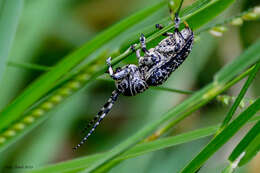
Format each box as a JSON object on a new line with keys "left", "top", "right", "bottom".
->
{"left": 73, "top": 90, "right": 120, "bottom": 151}
{"left": 174, "top": 0, "right": 184, "bottom": 30}
{"left": 176, "top": 0, "right": 184, "bottom": 16}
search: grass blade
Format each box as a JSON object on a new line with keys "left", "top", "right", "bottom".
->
{"left": 29, "top": 116, "right": 260, "bottom": 173}
{"left": 222, "top": 164, "right": 234, "bottom": 173}
{"left": 181, "top": 97, "right": 260, "bottom": 173}
{"left": 0, "top": 1, "right": 166, "bottom": 131}
{"left": 238, "top": 131, "right": 260, "bottom": 166}
{"left": 80, "top": 1, "right": 258, "bottom": 171}
{"left": 151, "top": 86, "right": 193, "bottom": 95}
{"left": 7, "top": 61, "right": 52, "bottom": 72}
{"left": 229, "top": 120, "right": 260, "bottom": 164}
{"left": 182, "top": 62, "right": 260, "bottom": 173}
{"left": 0, "top": 0, "right": 23, "bottom": 82}
{"left": 215, "top": 41, "right": 260, "bottom": 84}
{"left": 222, "top": 120, "right": 260, "bottom": 173}
{"left": 184, "top": 0, "right": 235, "bottom": 30}
{"left": 219, "top": 61, "right": 260, "bottom": 130}
{"left": 29, "top": 125, "right": 219, "bottom": 173}
{"left": 0, "top": 0, "right": 216, "bottom": 153}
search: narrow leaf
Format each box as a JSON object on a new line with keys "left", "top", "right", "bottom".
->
{"left": 0, "top": 1, "right": 166, "bottom": 131}
{"left": 229, "top": 120, "right": 260, "bottom": 162}
{"left": 0, "top": 0, "right": 23, "bottom": 82}
{"left": 219, "top": 61, "right": 260, "bottom": 130}
{"left": 30, "top": 116, "right": 260, "bottom": 173}
{"left": 0, "top": 0, "right": 212, "bottom": 153}
{"left": 30, "top": 125, "right": 218, "bottom": 173}
{"left": 215, "top": 40, "right": 260, "bottom": 84}
{"left": 238, "top": 132, "right": 260, "bottom": 166}
{"left": 181, "top": 98, "right": 260, "bottom": 173}
{"left": 222, "top": 164, "right": 234, "bottom": 173}
{"left": 80, "top": 1, "right": 259, "bottom": 171}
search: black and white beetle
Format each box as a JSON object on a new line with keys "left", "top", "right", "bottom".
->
{"left": 73, "top": 0, "right": 194, "bottom": 150}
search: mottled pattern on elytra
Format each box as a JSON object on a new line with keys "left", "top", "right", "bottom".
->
{"left": 112, "top": 27, "right": 194, "bottom": 95}
{"left": 141, "top": 27, "right": 194, "bottom": 86}
{"left": 115, "top": 64, "right": 148, "bottom": 96}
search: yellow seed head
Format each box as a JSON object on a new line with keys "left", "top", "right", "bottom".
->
{"left": 239, "top": 100, "right": 245, "bottom": 109}
{"left": 223, "top": 96, "right": 230, "bottom": 105}
{"left": 231, "top": 18, "right": 243, "bottom": 26}
{"left": 76, "top": 73, "right": 89, "bottom": 82}
{"left": 209, "top": 30, "right": 223, "bottom": 37}
{"left": 217, "top": 95, "right": 230, "bottom": 105}
{"left": 242, "top": 12, "right": 258, "bottom": 20}
{"left": 0, "top": 137, "right": 6, "bottom": 144}
{"left": 59, "top": 88, "right": 72, "bottom": 96}
{"left": 194, "top": 36, "right": 200, "bottom": 42}
{"left": 41, "top": 102, "right": 54, "bottom": 110}
{"left": 249, "top": 99, "right": 254, "bottom": 105}
{"left": 214, "top": 26, "right": 227, "bottom": 32}
{"left": 253, "top": 6, "right": 260, "bottom": 16}
{"left": 13, "top": 123, "right": 26, "bottom": 131}
{"left": 209, "top": 26, "right": 227, "bottom": 37}
{"left": 68, "top": 81, "right": 81, "bottom": 90}
{"left": 32, "top": 109, "right": 45, "bottom": 117}
{"left": 3, "top": 130, "right": 16, "bottom": 137}
{"left": 23, "top": 116, "right": 35, "bottom": 124}
{"left": 49, "top": 95, "right": 63, "bottom": 103}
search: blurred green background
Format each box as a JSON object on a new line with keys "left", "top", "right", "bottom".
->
{"left": 0, "top": 0, "right": 259, "bottom": 172}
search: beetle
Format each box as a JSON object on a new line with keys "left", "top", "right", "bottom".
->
{"left": 73, "top": 0, "right": 194, "bottom": 150}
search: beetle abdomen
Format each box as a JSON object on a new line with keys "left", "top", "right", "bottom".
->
{"left": 146, "top": 31, "right": 194, "bottom": 86}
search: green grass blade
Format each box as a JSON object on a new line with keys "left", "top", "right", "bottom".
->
{"left": 0, "top": 0, "right": 216, "bottom": 153}
{"left": 79, "top": 1, "right": 253, "bottom": 171}
{"left": 215, "top": 41, "right": 260, "bottom": 84}
{"left": 219, "top": 61, "right": 260, "bottom": 130}
{"left": 182, "top": 62, "right": 260, "bottom": 172}
{"left": 223, "top": 129, "right": 260, "bottom": 172}
{"left": 184, "top": 0, "right": 235, "bottom": 30}
{"left": 222, "top": 122, "right": 260, "bottom": 173}
{"left": 29, "top": 125, "right": 219, "bottom": 173}
{"left": 29, "top": 116, "right": 260, "bottom": 173}
{"left": 181, "top": 97, "right": 260, "bottom": 173}
{"left": 147, "top": 65, "right": 257, "bottom": 143}
{"left": 92, "top": 50, "right": 260, "bottom": 172}
{"left": 1, "top": 21, "right": 259, "bottom": 163}
{"left": 151, "top": 86, "right": 193, "bottom": 95}
{"left": 0, "top": 0, "right": 23, "bottom": 82}
{"left": 0, "top": 58, "right": 108, "bottom": 153}
{"left": 7, "top": 61, "right": 52, "bottom": 72}
{"left": 0, "top": 0, "right": 74, "bottom": 110}
{"left": 0, "top": 1, "right": 166, "bottom": 131}
{"left": 238, "top": 131, "right": 260, "bottom": 166}
{"left": 222, "top": 164, "right": 234, "bottom": 173}
{"left": 229, "top": 120, "right": 260, "bottom": 163}
{"left": 21, "top": 40, "right": 260, "bottom": 173}
{"left": 15, "top": 95, "right": 84, "bottom": 169}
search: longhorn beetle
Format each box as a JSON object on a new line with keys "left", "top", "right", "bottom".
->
{"left": 73, "top": 0, "right": 194, "bottom": 150}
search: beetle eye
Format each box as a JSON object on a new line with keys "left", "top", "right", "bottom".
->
{"left": 115, "top": 67, "right": 121, "bottom": 72}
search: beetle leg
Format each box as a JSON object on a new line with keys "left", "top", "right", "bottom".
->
{"left": 174, "top": 13, "right": 180, "bottom": 31}
{"left": 155, "top": 24, "right": 173, "bottom": 37}
{"left": 155, "top": 24, "right": 164, "bottom": 30}
{"left": 140, "top": 33, "right": 150, "bottom": 55}
{"left": 106, "top": 57, "right": 130, "bottom": 80}
{"left": 136, "top": 49, "right": 141, "bottom": 60}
